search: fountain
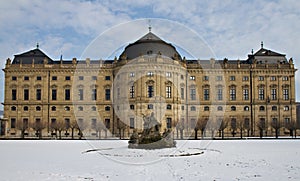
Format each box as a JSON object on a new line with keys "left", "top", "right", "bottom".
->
{"left": 128, "top": 112, "right": 176, "bottom": 149}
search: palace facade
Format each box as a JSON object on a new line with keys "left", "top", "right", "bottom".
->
{"left": 1, "top": 31, "right": 297, "bottom": 139}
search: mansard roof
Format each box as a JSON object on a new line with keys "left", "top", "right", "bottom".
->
{"left": 247, "top": 47, "right": 287, "bottom": 64}
{"left": 12, "top": 48, "right": 53, "bottom": 64}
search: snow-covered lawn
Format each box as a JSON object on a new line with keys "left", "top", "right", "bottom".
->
{"left": 1, "top": 139, "right": 300, "bottom": 180}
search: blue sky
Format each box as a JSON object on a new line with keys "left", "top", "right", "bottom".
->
{"left": 1, "top": 0, "right": 300, "bottom": 109}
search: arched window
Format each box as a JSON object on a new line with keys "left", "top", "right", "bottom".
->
{"left": 78, "top": 106, "right": 83, "bottom": 111}
{"left": 91, "top": 106, "right": 97, "bottom": 111}
{"left": 105, "top": 106, "right": 110, "bottom": 111}
{"left": 11, "top": 106, "right": 17, "bottom": 111}
{"left": 23, "top": 106, "right": 29, "bottom": 111}
{"left": 166, "top": 104, "right": 172, "bottom": 110}
{"left": 51, "top": 106, "right": 56, "bottom": 111}
{"left": 64, "top": 106, "right": 70, "bottom": 111}
{"left": 284, "top": 106, "right": 289, "bottom": 111}
{"left": 231, "top": 106, "right": 236, "bottom": 111}
{"left": 244, "top": 106, "right": 249, "bottom": 111}
{"left": 191, "top": 106, "right": 196, "bottom": 111}
{"left": 36, "top": 106, "right": 41, "bottom": 111}
{"left": 271, "top": 106, "right": 277, "bottom": 111}
{"left": 259, "top": 106, "right": 265, "bottom": 111}
{"left": 204, "top": 106, "right": 209, "bottom": 111}
{"left": 217, "top": 106, "right": 223, "bottom": 111}
{"left": 148, "top": 104, "right": 153, "bottom": 109}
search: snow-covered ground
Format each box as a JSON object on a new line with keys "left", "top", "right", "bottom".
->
{"left": 1, "top": 139, "right": 300, "bottom": 180}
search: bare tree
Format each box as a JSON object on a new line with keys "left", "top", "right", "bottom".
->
{"left": 31, "top": 120, "right": 46, "bottom": 139}
{"left": 218, "top": 119, "right": 228, "bottom": 139}
{"left": 244, "top": 118, "right": 251, "bottom": 137}
{"left": 117, "top": 119, "right": 126, "bottom": 139}
{"left": 50, "top": 120, "right": 65, "bottom": 139}
{"left": 257, "top": 119, "right": 266, "bottom": 138}
{"left": 194, "top": 118, "right": 208, "bottom": 140}
{"left": 69, "top": 120, "right": 78, "bottom": 139}
{"left": 270, "top": 119, "right": 281, "bottom": 139}
{"left": 237, "top": 119, "right": 244, "bottom": 139}
{"left": 285, "top": 120, "right": 296, "bottom": 138}
{"left": 94, "top": 121, "right": 106, "bottom": 139}
{"left": 176, "top": 120, "right": 184, "bottom": 139}
{"left": 77, "top": 119, "right": 87, "bottom": 139}
{"left": 230, "top": 118, "right": 237, "bottom": 137}
{"left": 16, "top": 119, "right": 29, "bottom": 139}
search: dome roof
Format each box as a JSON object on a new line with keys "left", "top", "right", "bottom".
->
{"left": 119, "top": 32, "right": 181, "bottom": 60}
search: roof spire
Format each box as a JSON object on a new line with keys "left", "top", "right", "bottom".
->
{"left": 261, "top": 41, "right": 263, "bottom": 48}
{"left": 36, "top": 42, "right": 39, "bottom": 49}
{"left": 148, "top": 19, "right": 152, "bottom": 32}
{"left": 251, "top": 49, "right": 254, "bottom": 55}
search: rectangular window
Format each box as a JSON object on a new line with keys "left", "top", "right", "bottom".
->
{"left": 283, "top": 89, "right": 289, "bottom": 100}
{"left": 166, "top": 118, "right": 172, "bottom": 129}
{"left": 24, "top": 76, "right": 29, "bottom": 81}
{"left": 270, "top": 76, "right": 276, "bottom": 81}
{"left": 92, "top": 89, "right": 97, "bottom": 100}
{"left": 242, "top": 76, "right": 249, "bottom": 81}
{"left": 11, "top": 118, "right": 16, "bottom": 129}
{"left": 130, "top": 86, "right": 135, "bottom": 98}
{"left": 12, "top": 89, "right": 17, "bottom": 100}
{"left": 166, "top": 72, "right": 171, "bottom": 77}
{"left": 78, "top": 89, "right": 84, "bottom": 100}
{"left": 23, "top": 118, "right": 29, "bottom": 129}
{"left": 105, "top": 76, "right": 111, "bottom": 80}
{"left": 129, "top": 72, "right": 135, "bottom": 77}
{"left": 204, "top": 89, "right": 209, "bottom": 100}
{"left": 166, "top": 86, "right": 171, "bottom": 98}
{"left": 130, "top": 118, "right": 135, "bottom": 129}
{"left": 52, "top": 76, "right": 57, "bottom": 81}
{"left": 282, "top": 76, "right": 289, "bottom": 81}
{"left": 65, "top": 89, "right": 70, "bottom": 100}
{"left": 78, "top": 76, "right": 84, "bottom": 80}
{"left": 190, "top": 76, "right": 195, "bottom": 80}
{"left": 148, "top": 86, "right": 154, "bottom": 98}
{"left": 105, "top": 119, "right": 110, "bottom": 129}
{"left": 130, "top": 105, "right": 135, "bottom": 110}
{"left": 216, "top": 76, "right": 222, "bottom": 81}
{"left": 65, "top": 76, "right": 71, "bottom": 81}
{"left": 230, "top": 76, "right": 235, "bottom": 81}
{"left": 284, "top": 118, "right": 290, "bottom": 126}
{"left": 105, "top": 89, "right": 111, "bottom": 100}
{"left": 36, "top": 89, "right": 41, "bottom": 100}
{"left": 258, "top": 76, "right": 264, "bottom": 81}
{"left": 147, "top": 72, "right": 154, "bottom": 77}
{"left": 12, "top": 76, "right": 17, "bottom": 81}
{"left": 271, "top": 89, "right": 277, "bottom": 100}
{"left": 24, "top": 89, "right": 29, "bottom": 100}
{"left": 203, "top": 76, "right": 209, "bottom": 81}
{"left": 36, "top": 76, "right": 42, "bottom": 81}
{"left": 181, "top": 88, "right": 184, "bottom": 100}
{"left": 217, "top": 88, "right": 223, "bottom": 100}
{"left": 65, "top": 118, "right": 70, "bottom": 129}
{"left": 91, "top": 119, "right": 97, "bottom": 129}
{"left": 230, "top": 88, "right": 236, "bottom": 101}
{"left": 243, "top": 89, "right": 249, "bottom": 100}
{"left": 190, "top": 88, "right": 196, "bottom": 100}
{"left": 258, "top": 88, "right": 264, "bottom": 100}
{"left": 52, "top": 89, "right": 57, "bottom": 100}
{"left": 92, "top": 76, "right": 97, "bottom": 80}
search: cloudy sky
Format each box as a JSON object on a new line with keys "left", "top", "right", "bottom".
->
{"left": 1, "top": 0, "right": 300, "bottom": 109}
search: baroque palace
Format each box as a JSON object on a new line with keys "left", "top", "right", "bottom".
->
{"left": 0, "top": 30, "right": 297, "bottom": 139}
